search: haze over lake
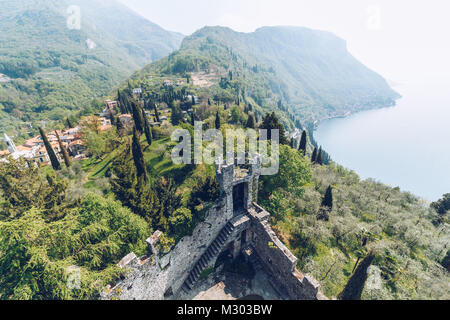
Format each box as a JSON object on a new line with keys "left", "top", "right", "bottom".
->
{"left": 315, "top": 80, "right": 450, "bottom": 201}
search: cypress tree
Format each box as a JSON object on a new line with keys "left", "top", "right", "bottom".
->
{"left": 108, "top": 109, "right": 116, "bottom": 125}
{"left": 117, "top": 90, "right": 127, "bottom": 114}
{"left": 317, "top": 147, "right": 323, "bottom": 165}
{"left": 215, "top": 111, "right": 221, "bottom": 129}
{"left": 142, "top": 108, "right": 152, "bottom": 146}
{"left": 338, "top": 251, "right": 376, "bottom": 300}
{"left": 321, "top": 185, "right": 333, "bottom": 210}
{"left": 246, "top": 112, "right": 256, "bottom": 129}
{"left": 39, "top": 127, "right": 61, "bottom": 171}
{"left": 132, "top": 127, "right": 147, "bottom": 183}
{"left": 154, "top": 103, "right": 160, "bottom": 123}
{"left": 115, "top": 116, "right": 124, "bottom": 135}
{"left": 54, "top": 131, "right": 70, "bottom": 168}
{"left": 131, "top": 100, "right": 144, "bottom": 134}
{"left": 299, "top": 130, "right": 307, "bottom": 154}
{"left": 171, "top": 105, "right": 183, "bottom": 126}
{"left": 311, "top": 147, "right": 318, "bottom": 163}
{"left": 66, "top": 118, "right": 73, "bottom": 129}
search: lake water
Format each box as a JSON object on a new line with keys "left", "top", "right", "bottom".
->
{"left": 315, "top": 81, "right": 450, "bottom": 201}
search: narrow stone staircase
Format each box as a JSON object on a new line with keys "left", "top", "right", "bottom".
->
{"left": 181, "top": 222, "right": 235, "bottom": 292}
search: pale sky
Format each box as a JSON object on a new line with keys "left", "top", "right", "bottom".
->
{"left": 117, "top": 0, "right": 450, "bottom": 84}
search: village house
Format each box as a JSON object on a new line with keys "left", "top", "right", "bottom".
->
{"left": 132, "top": 88, "right": 142, "bottom": 99}
{"left": 118, "top": 114, "right": 133, "bottom": 125}
{"left": 69, "top": 140, "right": 88, "bottom": 158}
{"left": 1, "top": 124, "right": 88, "bottom": 166}
{"left": 100, "top": 100, "right": 119, "bottom": 117}
{"left": 163, "top": 79, "right": 173, "bottom": 87}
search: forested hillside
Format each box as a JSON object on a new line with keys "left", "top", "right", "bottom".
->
{"left": 134, "top": 26, "right": 400, "bottom": 129}
{"left": 0, "top": 0, "right": 182, "bottom": 141}
{"left": 1, "top": 62, "right": 447, "bottom": 300}
{"left": 261, "top": 158, "right": 449, "bottom": 299}
{"left": 0, "top": 21, "right": 447, "bottom": 301}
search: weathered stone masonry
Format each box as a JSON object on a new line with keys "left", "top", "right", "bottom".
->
{"left": 102, "top": 156, "right": 326, "bottom": 300}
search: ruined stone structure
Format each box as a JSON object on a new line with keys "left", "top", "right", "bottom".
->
{"left": 102, "top": 156, "right": 326, "bottom": 300}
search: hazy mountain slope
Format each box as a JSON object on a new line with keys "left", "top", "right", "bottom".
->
{"left": 0, "top": 0, "right": 182, "bottom": 139}
{"left": 71, "top": 0, "right": 184, "bottom": 64}
{"left": 135, "top": 26, "right": 399, "bottom": 126}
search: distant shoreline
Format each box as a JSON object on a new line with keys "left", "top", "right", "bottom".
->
{"left": 312, "top": 99, "right": 399, "bottom": 131}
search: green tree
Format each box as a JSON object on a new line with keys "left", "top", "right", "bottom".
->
{"left": 230, "top": 106, "right": 242, "bottom": 124}
{"left": 322, "top": 185, "right": 333, "bottom": 210}
{"left": 431, "top": 193, "right": 450, "bottom": 216}
{"left": 39, "top": 127, "right": 61, "bottom": 171}
{"left": 66, "top": 118, "right": 73, "bottom": 129}
{"left": 171, "top": 105, "right": 184, "bottom": 126}
{"left": 118, "top": 90, "right": 128, "bottom": 114}
{"left": 115, "top": 116, "right": 124, "bottom": 136}
{"left": 215, "top": 110, "right": 221, "bottom": 129}
{"left": 84, "top": 130, "right": 108, "bottom": 160}
{"left": 260, "top": 112, "right": 289, "bottom": 145}
{"left": 318, "top": 185, "right": 333, "bottom": 221}
{"left": 246, "top": 112, "right": 256, "bottom": 129}
{"left": 187, "top": 175, "right": 220, "bottom": 216}
{"left": 316, "top": 147, "right": 323, "bottom": 165}
{"left": 169, "top": 208, "right": 193, "bottom": 239}
{"left": 55, "top": 131, "right": 70, "bottom": 168}
{"left": 108, "top": 108, "right": 116, "bottom": 126}
{"left": 441, "top": 250, "right": 450, "bottom": 272}
{"left": 131, "top": 127, "right": 147, "bottom": 183}
{"left": 311, "top": 147, "right": 318, "bottom": 163}
{"left": 131, "top": 100, "right": 144, "bottom": 134}
{"left": 299, "top": 130, "right": 307, "bottom": 154}
{"left": 190, "top": 111, "right": 195, "bottom": 126}
{"left": 260, "top": 145, "right": 312, "bottom": 197}
{"left": 0, "top": 194, "right": 149, "bottom": 300}
{"left": 154, "top": 103, "right": 161, "bottom": 123}
{"left": 0, "top": 158, "right": 69, "bottom": 221}
{"left": 154, "top": 177, "right": 182, "bottom": 231}
{"left": 110, "top": 143, "right": 159, "bottom": 226}
{"left": 142, "top": 108, "right": 153, "bottom": 146}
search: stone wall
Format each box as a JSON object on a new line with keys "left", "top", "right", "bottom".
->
{"left": 248, "top": 204, "right": 326, "bottom": 300}
{"left": 102, "top": 199, "right": 232, "bottom": 300}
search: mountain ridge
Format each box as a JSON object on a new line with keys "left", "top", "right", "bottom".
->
{"left": 131, "top": 25, "right": 399, "bottom": 128}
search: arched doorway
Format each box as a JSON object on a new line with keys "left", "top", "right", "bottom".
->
{"left": 232, "top": 182, "right": 248, "bottom": 215}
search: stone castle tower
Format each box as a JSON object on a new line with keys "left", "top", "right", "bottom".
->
{"left": 102, "top": 154, "right": 325, "bottom": 300}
